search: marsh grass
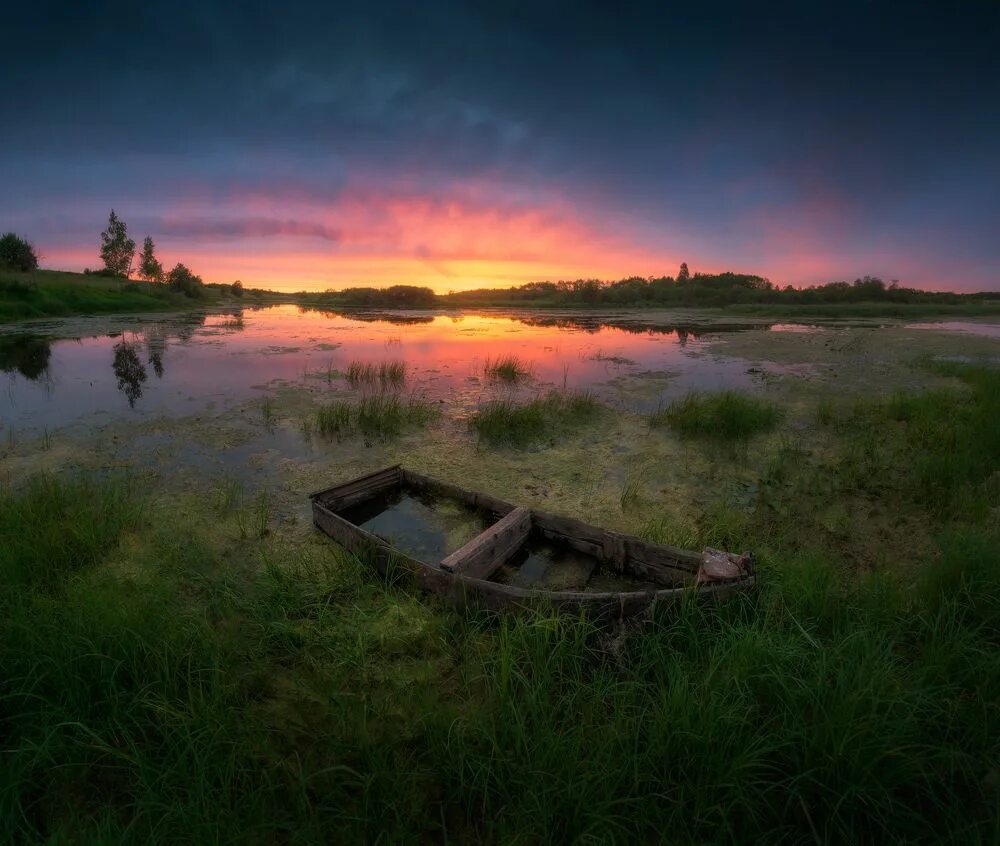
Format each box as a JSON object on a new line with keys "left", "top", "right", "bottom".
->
{"left": 212, "top": 477, "right": 243, "bottom": 513}
{"left": 260, "top": 395, "right": 276, "bottom": 431}
{"left": 619, "top": 466, "right": 645, "bottom": 511}
{"left": 3, "top": 364, "right": 1000, "bottom": 842}
{"left": 237, "top": 490, "right": 270, "bottom": 539}
{"left": 650, "top": 390, "right": 781, "bottom": 439}
{"left": 315, "top": 393, "right": 437, "bottom": 440}
{"left": 470, "top": 390, "right": 601, "bottom": 447}
{"left": 483, "top": 354, "right": 533, "bottom": 383}
{"left": 345, "top": 360, "right": 406, "bottom": 388}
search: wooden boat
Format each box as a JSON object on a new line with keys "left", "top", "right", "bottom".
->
{"left": 310, "top": 465, "right": 756, "bottom": 621}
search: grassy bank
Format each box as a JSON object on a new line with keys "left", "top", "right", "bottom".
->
{"left": 0, "top": 270, "right": 200, "bottom": 321}
{"left": 2, "top": 364, "right": 999, "bottom": 842}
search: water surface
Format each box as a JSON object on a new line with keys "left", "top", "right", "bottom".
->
{"left": 6, "top": 305, "right": 992, "bottom": 436}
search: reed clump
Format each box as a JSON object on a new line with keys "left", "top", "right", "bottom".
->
{"left": 649, "top": 390, "right": 780, "bottom": 439}
{"left": 483, "top": 354, "right": 533, "bottom": 383}
{"left": 316, "top": 393, "right": 437, "bottom": 440}
{"left": 345, "top": 360, "right": 406, "bottom": 388}
{"left": 470, "top": 390, "right": 601, "bottom": 446}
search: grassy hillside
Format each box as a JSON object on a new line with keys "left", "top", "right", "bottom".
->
{"left": 0, "top": 270, "right": 196, "bottom": 321}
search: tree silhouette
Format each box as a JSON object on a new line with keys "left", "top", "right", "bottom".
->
{"left": 137, "top": 235, "right": 164, "bottom": 282}
{"left": 100, "top": 210, "right": 136, "bottom": 278}
{"left": 677, "top": 262, "right": 690, "bottom": 283}
{"left": 0, "top": 232, "right": 39, "bottom": 271}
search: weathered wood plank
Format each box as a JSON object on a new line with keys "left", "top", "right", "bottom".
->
{"left": 311, "top": 465, "right": 401, "bottom": 509}
{"left": 602, "top": 530, "right": 628, "bottom": 572}
{"left": 440, "top": 507, "right": 531, "bottom": 578}
{"left": 311, "top": 466, "right": 757, "bottom": 622}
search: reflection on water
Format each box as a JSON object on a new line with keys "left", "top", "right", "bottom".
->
{"left": 0, "top": 305, "right": 841, "bottom": 433}
{"left": 0, "top": 334, "right": 52, "bottom": 382}
{"left": 112, "top": 340, "right": 148, "bottom": 408}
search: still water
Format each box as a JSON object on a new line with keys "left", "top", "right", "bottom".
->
{"left": 1, "top": 305, "right": 830, "bottom": 434}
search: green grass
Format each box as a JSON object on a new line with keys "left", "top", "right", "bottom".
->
{"left": 483, "top": 354, "right": 533, "bottom": 382}
{"left": 470, "top": 390, "right": 602, "bottom": 446}
{"left": 260, "top": 395, "right": 276, "bottom": 430}
{"left": 315, "top": 392, "right": 437, "bottom": 440}
{"left": 650, "top": 390, "right": 781, "bottom": 439}
{"left": 3, "top": 364, "right": 1000, "bottom": 841}
{"left": 344, "top": 359, "right": 407, "bottom": 388}
{"left": 0, "top": 269, "right": 200, "bottom": 321}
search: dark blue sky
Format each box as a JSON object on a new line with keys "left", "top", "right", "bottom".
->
{"left": 2, "top": 1, "right": 998, "bottom": 291}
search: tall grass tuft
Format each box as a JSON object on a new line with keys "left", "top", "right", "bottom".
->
{"left": 470, "top": 390, "right": 601, "bottom": 446}
{"left": 315, "top": 393, "right": 437, "bottom": 440}
{"left": 649, "top": 390, "right": 780, "bottom": 439}
{"left": 483, "top": 354, "right": 533, "bottom": 383}
{"left": 260, "top": 395, "right": 276, "bottom": 431}
{"left": 345, "top": 360, "right": 406, "bottom": 388}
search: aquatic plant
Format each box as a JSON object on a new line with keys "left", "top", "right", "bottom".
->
{"left": 315, "top": 393, "right": 436, "bottom": 440}
{"left": 816, "top": 397, "right": 837, "bottom": 424}
{"left": 345, "top": 360, "right": 407, "bottom": 388}
{"left": 237, "top": 490, "right": 270, "bottom": 539}
{"left": 260, "top": 395, "right": 276, "bottom": 431}
{"left": 212, "top": 477, "right": 243, "bottom": 514}
{"left": 315, "top": 401, "right": 352, "bottom": 436}
{"left": 648, "top": 390, "right": 780, "bottom": 439}
{"left": 470, "top": 390, "right": 601, "bottom": 447}
{"left": 483, "top": 354, "right": 533, "bottom": 383}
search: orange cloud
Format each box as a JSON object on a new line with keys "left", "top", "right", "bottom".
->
{"left": 44, "top": 182, "right": 678, "bottom": 292}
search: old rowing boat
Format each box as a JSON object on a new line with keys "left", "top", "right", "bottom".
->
{"left": 310, "top": 465, "right": 756, "bottom": 621}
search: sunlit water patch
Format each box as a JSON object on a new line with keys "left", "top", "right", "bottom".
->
{"left": 1, "top": 305, "right": 818, "bottom": 434}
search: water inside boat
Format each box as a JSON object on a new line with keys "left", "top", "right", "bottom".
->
{"left": 338, "top": 488, "right": 495, "bottom": 564}
{"left": 491, "top": 532, "right": 667, "bottom": 593}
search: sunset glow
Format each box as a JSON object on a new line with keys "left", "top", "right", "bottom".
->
{"left": 2, "top": 4, "right": 997, "bottom": 291}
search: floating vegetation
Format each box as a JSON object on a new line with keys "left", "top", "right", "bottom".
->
{"left": 470, "top": 390, "right": 601, "bottom": 447}
{"left": 586, "top": 349, "right": 637, "bottom": 365}
{"left": 649, "top": 391, "right": 780, "bottom": 440}
{"left": 345, "top": 360, "right": 407, "bottom": 388}
{"left": 315, "top": 393, "right": 437, "bottom": 440}
{"left": 483, "top": 354, "right": 533, "bottom": 383}
{"left": 218, "top": 314, "right": 245, "bottom": 330}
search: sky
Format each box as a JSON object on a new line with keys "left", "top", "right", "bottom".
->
{"left": 1, "top": 1, "right": 998, "bottom": 293}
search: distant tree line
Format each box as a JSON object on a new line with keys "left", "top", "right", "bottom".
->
{"left": 329, "top": 285, "right": 439, "bottom": 308}
{"left": 313, "top": 264, "right": 990, "bottom": 310}
{"left": 437, "top": 265, "right": 983, "bottom": 307}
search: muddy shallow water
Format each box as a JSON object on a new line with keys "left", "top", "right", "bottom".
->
{"left": 0, "top": 305, "right": 830, "bottom": 433}
{"left": 2, "top": 306, "right": 998, "bottom": 554}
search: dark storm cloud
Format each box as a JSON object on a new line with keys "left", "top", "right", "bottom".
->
{"left": 1, "top": 1, "right": 998, "bottom": 288}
